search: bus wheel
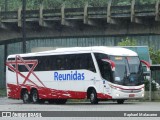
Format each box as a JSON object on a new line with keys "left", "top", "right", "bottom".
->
{"left": 89, "top": 89, "right": 98, "bottom": 104}
{"left": 117, "top": 99, "right": 125, "bottom": 104}
{"left": 55, "top": 99, "right": 67, "bottom": 104}
{"left": 22, "top": 90, "right": 30, "bottom": 104}
{"left": 38, "top": 99, "right": 45, "bottom": 104}
{"left": 31, "top": 89, "right": 39, "bottom": 104}
{"left": 48, "top": 99, "right": 55, "bottom": 104}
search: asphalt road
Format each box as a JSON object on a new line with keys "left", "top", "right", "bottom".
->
{"left": 0, "top": 97, "right": 159, "bottom": 120}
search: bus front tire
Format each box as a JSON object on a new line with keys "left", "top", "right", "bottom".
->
{"left": 89, "top": 89, "right": 98, "bottom": 104}
{"left": 22, "top": 90, "right": 30, "bottom": 104}
{"left": 117, "top": 99, "right": 125, "bottom": 104}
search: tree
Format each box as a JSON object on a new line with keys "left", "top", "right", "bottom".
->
{"left": 149, "top": 47, "right": 160, "bottom": 64}
{"left": 117, "top": 37, "right": 137, "bottom": 46}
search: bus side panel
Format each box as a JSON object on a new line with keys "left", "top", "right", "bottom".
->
{"left": 6, "top": 67, "right": 21, "bottom": 99}
{"left": 7, "top": 83, "right": 21, "bottom": 99}
{"left": 6, "top": 62, "right": 112, "bottom": 100}
{"left": 38, "top": 88, "right": 87, "bottom": 99}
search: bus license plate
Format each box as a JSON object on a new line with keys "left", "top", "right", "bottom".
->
{"left": 129, "top": 94, "right": 135, "bottom": 97}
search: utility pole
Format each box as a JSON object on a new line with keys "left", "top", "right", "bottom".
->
{"left": 22, "top": 0, "right": 26, "bottom": 53}
{"left": 4, "top": 0, "right": 8, "bottom": 18}
{"left": 149, "top": 71, "right": 152, "bottom": 101}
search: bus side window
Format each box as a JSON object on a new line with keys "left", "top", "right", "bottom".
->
{"left": 79, "top": 53, "right": 96, "bottom": 73}
{"left": 7, "top": 58, "right": 15, "bottom": 72}
{"left": 76, "top": 54, "right": 82, "bottom": 70}
{"left": 94, "top": 53, "right": 112, "bottom": 81}
{"left": 50, "top": 56, "right": 55, "bottom": 70}
{"left": 44, "top": 57, "right": 51, "bottom": 70}
{"left": 88, "top": 54, "right": 96, "bottom": 73}
{"left": 40, "top": 56, "right": 50, "bottom": 71}
{"left": 63, "top": 56, "right": 69, "bottom": 70}
{"left": 18, "top": 65, "right": 28, "bottom": 72}
{"left": 69, "top": 54, "right": 75, "bottom": 70}
{"left": 101, "top": 62, "right": 112, "bottom": 81}
{"left": 56, "top": 57, "right": 61, "bottom": 70}
{"left": 8, "top": 64, "right": 15, "bottom": 72}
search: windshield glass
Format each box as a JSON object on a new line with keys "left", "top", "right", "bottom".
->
{"left": 110, "top": 56, "right": 144, "bottom": 86}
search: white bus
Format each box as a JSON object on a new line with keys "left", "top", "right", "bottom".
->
{"left": 6, "top": 46, "right": 149, "bottom": 104}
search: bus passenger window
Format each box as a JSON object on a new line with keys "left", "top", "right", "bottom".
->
{"left": 94, "top": 53, "right": 112, "bottom": 81}
{"left": 100, "top": 62, "right": 112, "bottom": 81}
{"left": 56, "top": 58, "right": 64, "bottom": 70}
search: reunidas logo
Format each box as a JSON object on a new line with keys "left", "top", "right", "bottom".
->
{"left": 54, "top": 71, "right": 85, "bottom": 81}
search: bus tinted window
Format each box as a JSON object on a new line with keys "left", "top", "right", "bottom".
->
{"left": 11, "top": 53, "right": 96, "bottom": 73}
{"left": 7, "top": 58, "right": 15, "bottom": 72}
{"left": 94, "top": 53, "right": 113, "bottom": 82}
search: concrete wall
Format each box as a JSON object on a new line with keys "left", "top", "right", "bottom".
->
{"left": 1, "top": 22, "right": 160, "bottom": 42}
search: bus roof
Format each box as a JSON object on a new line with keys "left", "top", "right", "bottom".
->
{"left": 7, "top": 46, "right": 138, "bottom": 58}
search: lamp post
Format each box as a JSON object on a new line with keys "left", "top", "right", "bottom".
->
{"left": 5, "top": 0, "right": 8, "bottom": 12}
{"left": 22, "top": 0, "right": 26, "bottom": 53}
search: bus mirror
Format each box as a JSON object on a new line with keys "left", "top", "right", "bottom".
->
{"left": 143, "top": 72, "right": 150, "bottom": 76}
{"left": 101, "top": 59, "right": 115, "bottom": 71}
{"left": 140, "top": 60, "right": 150, "bottom": 69}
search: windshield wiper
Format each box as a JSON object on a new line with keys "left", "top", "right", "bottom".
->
{"left": 125, "top": 58, "right": 130, "bottom": 77}
{"left": 123, "top": 65, "right": 129, "bottom": 85}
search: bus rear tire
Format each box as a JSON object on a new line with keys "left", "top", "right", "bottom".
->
{"left": 48, "top": 99, "right": 55, "bottom": 104}
{"left": 89, "top": 89, "right": 98, "bottom": 104}
{"left": 38, "top": 99, "right": 45, "bottom": 104}
{"left": 117, "top": 99, "right": 125, "bottom": 104}
{"left": 31, "top": 89, "right": 39, "bottom": 104}
{"left": 55, "top": 99, "right": 67, "bottom": 104}
{"left": 22, "top": 90, "right": 30, "bottom": 104}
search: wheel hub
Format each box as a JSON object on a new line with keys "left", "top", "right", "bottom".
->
{"left": 90, "top": 93, "right": 94, "bottom": 101}
{"left": 24, "top": 93, "right": 28, "bottom": 101}
{"left": 33, "top": 93, "right": 38, "bottom": 102}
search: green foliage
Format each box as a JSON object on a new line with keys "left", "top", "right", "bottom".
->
{"left": 88, "top": 0, "right": 108, "bottom": 7}
{"left": 43, "top": 0, "right": 63, "bottom": 9}
{"left": 136, "top": 0, "right": 157, "bottom": 4}
{"left": 144, "top": 79, "right": 157, "bottom": 91}
{"left": 118, "top": 37, "right": 137, "bottom": 46}
{"left": 0, "top": 0, "right": 158, "bottom": 11}
{"left": 0, "top": 89, "right": 6, "bottom": 96}
{"left": 8, "top": 0, "right": 21, "bottom": 10}
{"left": 149, "top": 47, "right": 160, "bottom": 64}
{"left": 63, "top": 0, "right": 86, "bottom": 8}
{"left": 112, "top": 0, "right": 131, "bottom": 5}
{"left": 26, "top": 0, "right": 40, "bottom": 10}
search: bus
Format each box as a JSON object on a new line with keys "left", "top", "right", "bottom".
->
{"left": 6, "top": 46, "right": 150, "bottom": 104}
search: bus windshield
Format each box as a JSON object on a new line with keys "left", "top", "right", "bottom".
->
{"left": 110, "top": 56, "right": 144, "bottom": 86}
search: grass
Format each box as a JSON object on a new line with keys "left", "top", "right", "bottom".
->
{"left": 0, "top": 88, "right": 6, "bottom": 97}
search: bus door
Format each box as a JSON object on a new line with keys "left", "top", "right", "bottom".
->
{"left": 100, "top": 59, "right": 114, "bottom": 95}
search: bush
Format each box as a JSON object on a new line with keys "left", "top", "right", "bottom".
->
{"left": 0, "top": 89, "right": 6, "bottom": 97}
{"left": 144, "top": 79, "right": 157, "bottom": 91}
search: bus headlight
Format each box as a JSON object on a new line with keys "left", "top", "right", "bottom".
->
{"left": 116, "top": 93, "right": 120, "bottom": 97}
{"left": 142, "top": 93, "right": 144, "bottom": 97}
